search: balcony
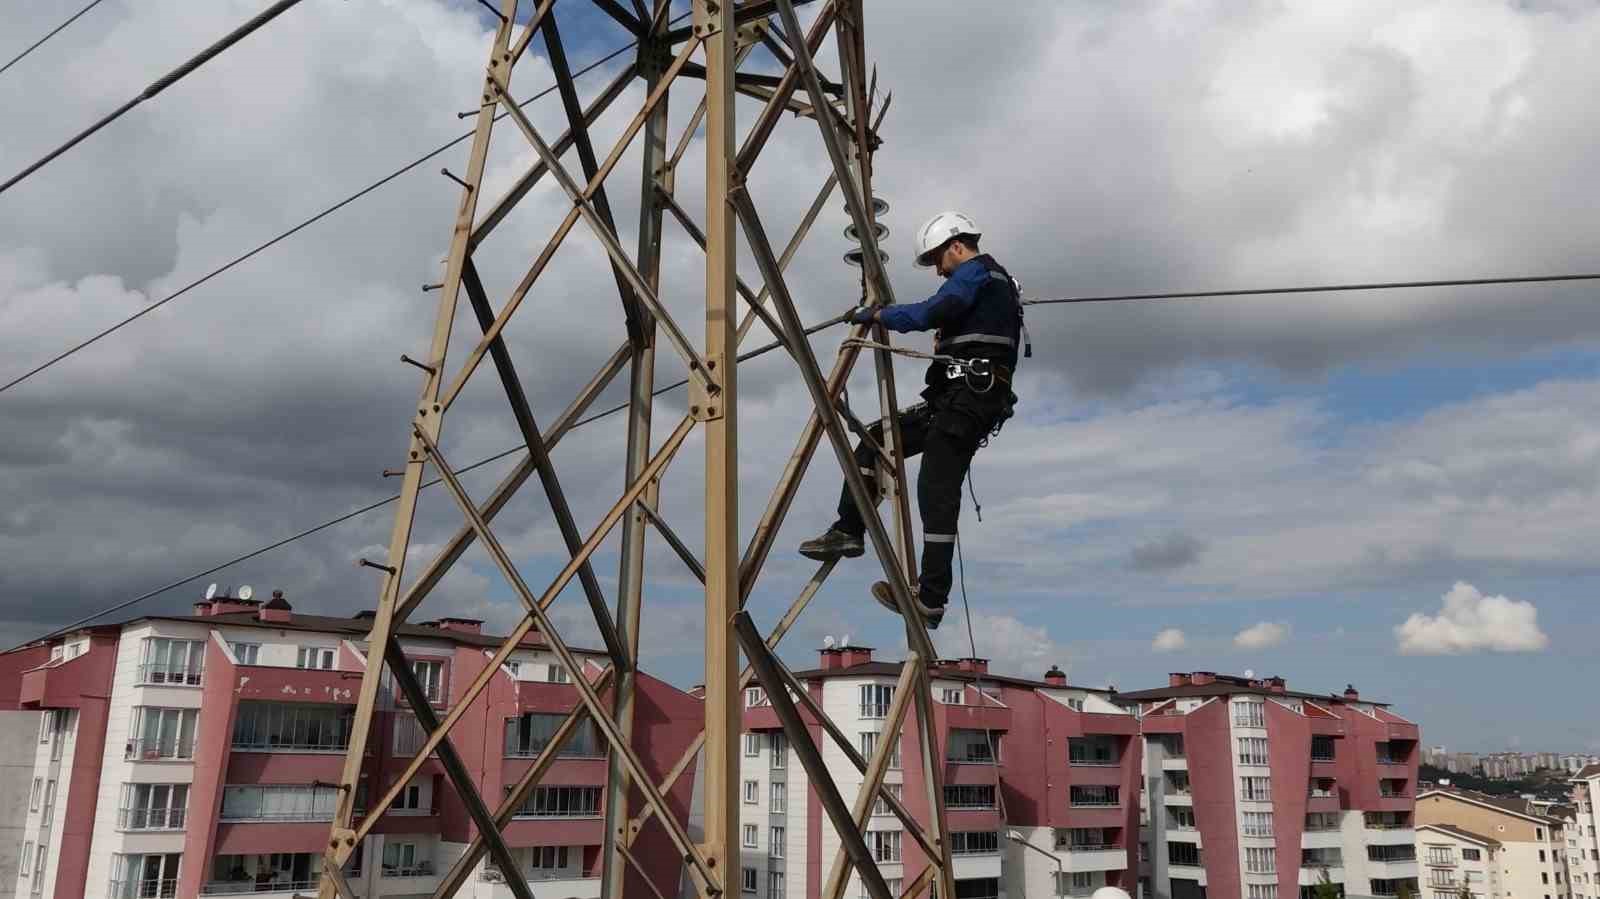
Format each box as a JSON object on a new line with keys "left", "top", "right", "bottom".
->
{"left": 1300, "top": 828, "right": 1342, "bottom": 850}
{"left": 479, "top": 873, "right": 602, "bottom": 899}
{"left": 1059, "top": 848, "right": 1129, "bottom": 873}
{"left": 201, "top": 881, "right": 317, "bottom": 896}
{"left": 1162, "top": 790, "right": 1193, "bottom": 807}
{"left": 118, "top": 806, "right": 188, "bottom": 831}
{"left": 1298, "top": 867, "right": 1345, "bottom": 887}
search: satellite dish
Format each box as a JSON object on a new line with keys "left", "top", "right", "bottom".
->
{"left": 1244, "top": 669, "right": 1255, "bottom": 679}
{"left": 823, "top": 635, "right": 836, "bottom": 648}
{"left": 238, "top": 585, "right": 254, "bottom": 601}
{"left": 204, "top": 583, "right": 220, "bottom": 600}
{"left": 841, "top": 634, "right": 851, "bottom": 647}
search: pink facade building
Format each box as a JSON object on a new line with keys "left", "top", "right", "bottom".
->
{"left": 736, "top": 646, "right": 1143, "bottom": 899}
{"left": 2, "top": 590, "right": 701, "bottom": 899}
{"left": 1122, "top": 672, "right": 1421, "bottom": 899}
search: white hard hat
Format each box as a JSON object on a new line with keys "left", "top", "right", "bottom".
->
{"left": 913, "top": 211, "right": 980, "bottom": 267}
{"left": 1090, "top": 889, "right": 1132, "bottom": 899}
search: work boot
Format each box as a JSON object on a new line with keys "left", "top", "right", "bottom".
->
{"left": 870, "top": 581, "right": 946, "bottom": 630}
{"left": 798, "top": 527, "right": 864, "bottom": 562}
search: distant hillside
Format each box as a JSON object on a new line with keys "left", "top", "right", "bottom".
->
{"left": 1421, "top": 764, "right": 1574, "bottom": 799}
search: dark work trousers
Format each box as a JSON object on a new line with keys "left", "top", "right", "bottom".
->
{"left": 831, "top": 384, "right": 1014, "bottom": 608}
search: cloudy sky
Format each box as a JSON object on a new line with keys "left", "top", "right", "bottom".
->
{"left": 4, "top": 0, "right": 1599, "bottom": 755}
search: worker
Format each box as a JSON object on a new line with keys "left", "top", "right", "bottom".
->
{"left": 798, "top": 211, "right": 1023, "bottom": 629}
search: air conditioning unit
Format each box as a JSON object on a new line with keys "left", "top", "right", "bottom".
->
{"left": 481, "top": 869, "right": 505, "bottom": 883}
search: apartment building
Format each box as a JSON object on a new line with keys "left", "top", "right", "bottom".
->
{"left": 1568, "top": 766, "right": 1600, "bottom": 899}
{"left": 1121, "top": 672, "right": 1421, "bottom": 899}
{"left": 1414, "top": 787, "right": 1569, "bottom": 899}
{"left": 2, "top": 589, "right": 702, "bottom": 899}
{"left": 737, "top": 646, "right": 1142, "bottom": 899}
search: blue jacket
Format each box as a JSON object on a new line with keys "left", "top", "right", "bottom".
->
{"left": 877, "top": 254, "right": 1022, "bottom": 381}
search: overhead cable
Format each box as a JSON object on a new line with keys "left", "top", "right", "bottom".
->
{"left": 0, "top": 33, "right": 647, "bottom": 397}
{"left": 1023, "top": 272, "right": 1600, "bottom": 306}
{"left": 0, "top": 0, "right": 110, "bottom": 78}
{"left": 14, "top": 310, "right": 850, "bottom": 649}
{"left": 0, "top": 0, "right": 311, "bottom": 197}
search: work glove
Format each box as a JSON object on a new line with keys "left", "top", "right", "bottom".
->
{"left": 846, "top": 304, "right": 877, "bottom": 325}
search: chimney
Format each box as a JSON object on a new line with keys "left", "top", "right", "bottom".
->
{"left": 436, "top": 617, "right": 484, "bottom": 635}
{"left": 1343, "top": 684, "right": 1359, "bottom": 701}
{"left": 1191, "top": 671, "right": 1216, "bottom": 686}
{"left": 1169, "top": 672, "right": 1191, "bottom": 687}
{"left": 1268, "top": 676, "right": 1287, "bottom": 694}
{"left": 208, "top": 598, "right": 262, "bottom": 616}
{"left": 193, "top": 600, "right": 213, "bottom": 616}
{"left": 957, "top": 657, "right": 988, "bottom": 675}
{"left": 839, "top": 645, "right": 874, "bottom": 668}
{"left": 818, "top": 646, "right": 844, "bottom": 670}
{"left": 1043, "top": 665, "right": 1067, "bottom": 686}
{"left": 258, "top": 590, "right": 293, "bottom": 624}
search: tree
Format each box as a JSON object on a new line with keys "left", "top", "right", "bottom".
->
{"left": 1310, "top": 868, "right": 1341, "bottom": 899}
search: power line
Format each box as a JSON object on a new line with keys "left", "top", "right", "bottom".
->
{"left": 0, "top": 34, "right": 644, "bottom": 397}
{"left": 14, "top": 310, "right": 849, "bottom": 649}
{"left": 0, "top": 0, "right": 110, "bottom": 78}
{"left": 0, "top": 0, "right": 311, "bottom": 197}
{"left": 1023, "top": 272, "right": 1600, "bottom": 306}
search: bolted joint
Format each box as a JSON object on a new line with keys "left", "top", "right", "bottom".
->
{"left": 357, "top": 557, "right": 397, "bottom": 575}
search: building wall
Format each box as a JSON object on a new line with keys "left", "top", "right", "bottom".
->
{"left": 1416, "top": 793, "right": 1567, "bottom": 899}
{"left": 0, "top": 711, "right": 43, "bottom": 888}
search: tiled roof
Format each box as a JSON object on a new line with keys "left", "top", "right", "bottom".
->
{"left": 1115, "top": 680, "right": 1389, "bottom": 707}
{"left": 142, "top": 610, "right": 607, "bottom": 655}
{"left": 1418, "top": 823, "right": 1501, "bottom": 847}
{"left": 1574, "top": 763, "right": 1600, "bottom": 780}
{"left": 788, "top": 659, "right": 1113, "bottom": 694}
{"left": 1420, "top": 786, "right": 1565, "bottom": 825}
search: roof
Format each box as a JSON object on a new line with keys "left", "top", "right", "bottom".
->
{"left": 788, "top": 659, "right": 1114, "bottom": 694}
{"left": 139, "top": 610, "right": 608, "bottom": 656}
{"left": 1418, "top": 787, "right": 1566, "bottom": 826}
{"left": 1115, "top": 679, "right": 1389, "bottom": 707}
{"left": 1417, "top": 823, "right": 1501, "bottom": 848}
{"left": 1574, "top": 763, "right": 1600, "bottom": 780}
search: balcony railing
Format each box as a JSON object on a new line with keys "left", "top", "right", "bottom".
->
{"left": 202, "top": 880, "right": 319, "bottom": 895}
{"left": 382, "top": 862, "right": 437, "bottom": 878}
{"left": 1069, "top": 756, "right": 1120, "bottom": 767}
{"left": 230, "top": 735, "right": 349, "bottom": 752}
{"left": 118, "top": 807, "right": 187, "bottom": 830}
{"left": 114, "top": 878, "right": 178, "bottom": 898}
{"left": 136, "top": 663, "right": 203, "bottom": 686}
{"left": 125, "top": 738, "right": 196, "bottom": 761}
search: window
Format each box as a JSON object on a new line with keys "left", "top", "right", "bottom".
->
{"left": 870, "top": 830, "right": 902, "bottom": 863}
{"left": 1166, "top": 808, "right": 1196, "bottom": 830}
{"left": 1367, "top": 845, "right": 1416, "bottom": 863}
{"left": 742, "top": 868, "right": 758, "bottom": 893}
{"left": 1247, "top": 885, "right": 1277, "bottom": 899}
{"left": 219, "top": 784, "right": 339, "bottom": 821}
{"left": 945, "top": 785, "right": 996, "bottom": 809}
{"left": 19, "top": 842, "right": 32, "bottom": 877}
{"left": 230, "top": 702, "right": 351, "bottom": 752}
{"left": 742, "top": 824, "right": 758, "bottom": 848}
{"left": 1306, "top": 812, "right": 1339, "bottom": 831}
{"left": 1462, "top": 848, "right": 1481, "bottom": 861}
{"left": 393, "top": 711, "right": 427, "bottom": 756}
{"left": 1066, "top": 697, "right": 1086, "bottom": 712}
{"left": 1246, "top": 847, "right": 1275, "bottom": 873}
{"left": 1303, "top": 848, "right": 1342, "bottom": 868}
{"left": 109, "top": 852, "right": 181, "bottom": 899}
{"left": 139, "top": 638, "right": 205, "bottom": 686}
{"left": 1240, "top": 776, "right": 1272, "bottom": 802}
{"left": 1168, "top": 842, "right": 1202, "bottom": 866}
{"left": 229, "top": 642, "right": 260, "bottom": 664}
{"left": 527, "top": 846, "right": 568, "bottom": 870}
{"left": 950, "top": 831, "right": 1000, "bottom": 856}
{"left": 771, "top": 782, "right": 787, "bottom": 813}
{"left": 33, "top": 840, "right": 48, "bottom": 893}
{"left": 866, "top": 880, "right": 903, "bottom": 899}
{"left": 545, "top": 662, "right": 571, "bottom": 684}
{"left": 380, "top": 843, "right": 434, "bottom": 877}
{"left": 1056, "top": 871, "right": 1096, "bottom": 897}
{"left": 1540, "top": 849, "right": 1547, "bottom": 862}
{"left": 860, "top": 731, "right": 901, "bottom": 769}
{"left": 1234, "top": 699, "right": 1265, "bottom": 727}
{"left": 504, "top": 712, "right": 602, "bottom": 758}
{"left": 1055, "top": 828, "right": 1114, "bottom": 850}
{"left": 39, "top": 709, "right": 70, "bottom": 759}
{"left": 861, "top": 683, "right": 894, "bottom": 718}
{"left": 769, "top": 871, "right": 786, "bottom": 899}
{"left": 946, "top": 728, "right": 1000, "bottom": 763}
{"left": 1311, "top": 735, "right": 1336, "bottom": 761}
{"left": 746, "top": 687, "right": 770, "bottom": 708}
{"left": 769, "top": 732, "right": 788, "bottom": 769}
{"left": 409, "top": 659, "right": 444, "bottom": 702}
{"left": 1068, "top": 736, "right": 1119, "bottom": 765}
{"left": 29, "top": 776, "right": 42, "bottom": 811}
{"left": 392, "top": 784, "right": 423, "bottom": 812}
{"left": 500, "top": 660, "right": 520, "bottom": 677}
{"left": 1238, "top": 737, "right": 1269, "bottom": 766}
{"left": 770, "top": 826, "right": 785, "bottom": 858}
{"left": 871, "top": 783, "right": 903, "bottom": 816}
{"left": 941, "top": 688, "right": 964, "bottom": 705}
{"left": 127, "top": 707, "right": 199, "bottom": 759}
{"left": 745, "top": 733, "right": 762, "bottom": 757}
{"left": 743, "top": 780, "right": 760, "bottom": 804}
{"left": 296, "top": 646, "right": 335, "bottom": 670}
{"left": 1069, "top": 785, "right": 1118, "bottom": 807}
{"left": 119, "top": 783, "right": 189, "bottom": 830}
{"left": 510, "top": 786, "right": 601, "bottom": 818}
{"left": 1243, "top": 811, "right": 1274, "bottom": 837}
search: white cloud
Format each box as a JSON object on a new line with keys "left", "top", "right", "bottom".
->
{"left": 1152, "top": 628, "right": 1187, "bottom": 652}
{"left": 1234, "top": 621, "right": 1289, "bottom": 650}
{"left": 936, "top": 611, "right": 1065, "bottom": 679}
{"left": 1395, "top": 581, "right": 1549, "bottom": 655}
